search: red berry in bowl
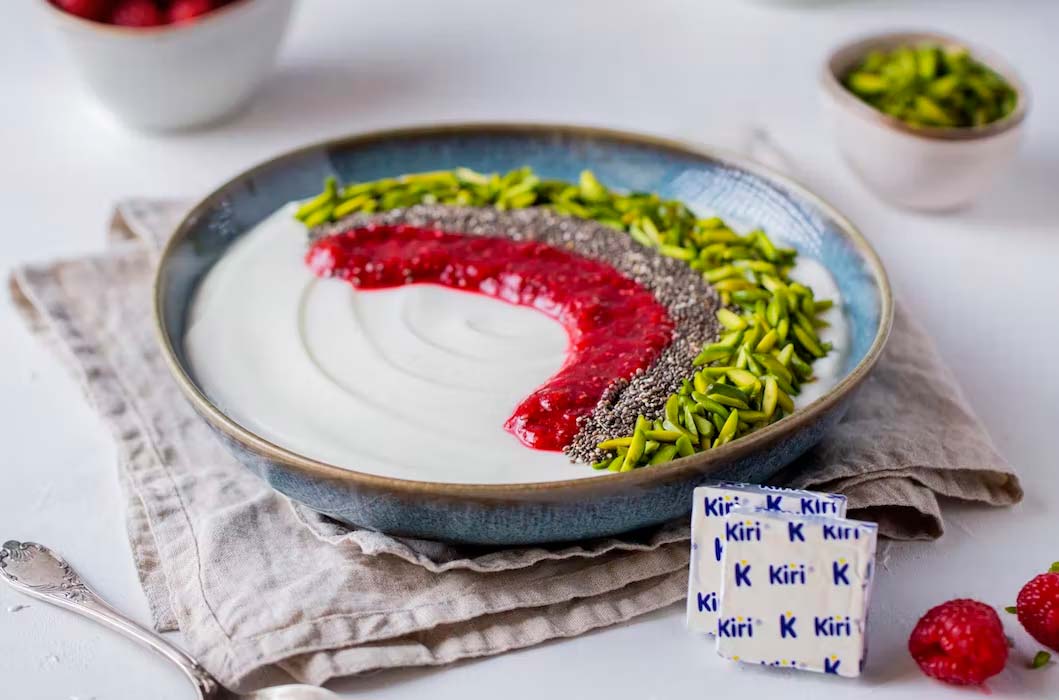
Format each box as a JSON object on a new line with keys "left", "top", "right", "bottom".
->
{"left": 1016, "top": 563, "right": 1059, "bottom": 652}
{"left": 52, "top": 0, "right": 112, "bottom": 22}
{"left": 167, "top": 0, "right": 215, "bottom": 23}
{"left": 110, "top": 0, "right": 164, "bottom": 27}
{"left": 908, "top": 599, "right": 1008, "bottom": 686}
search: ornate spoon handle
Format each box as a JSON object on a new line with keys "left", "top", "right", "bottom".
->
{"left": 0, "top": 540, "right": 219, "bottom": 699}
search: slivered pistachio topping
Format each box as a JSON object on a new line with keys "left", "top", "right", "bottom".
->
{"left": 295, "top": 167, "right": 834, "bottom": 471}
{"left": 843, "top": 43, "right": 1018, "bottom": 128}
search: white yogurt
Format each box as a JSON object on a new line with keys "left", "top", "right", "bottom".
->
{"left": 184, "top": 204, "right": 848, "bottom": 484}
{"left": 787, "top": 257, "right": 849, "bottom": 408}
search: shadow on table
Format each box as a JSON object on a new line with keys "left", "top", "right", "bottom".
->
{"left": 949, "top": 154, "right": 1059, "bottom": 232}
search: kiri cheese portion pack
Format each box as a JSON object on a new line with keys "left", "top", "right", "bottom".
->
{"left": 687, "top": 482, "right": 847, "bottom": 635}
{"left": 714, "top": 507, "right": 878, "bottom": 678}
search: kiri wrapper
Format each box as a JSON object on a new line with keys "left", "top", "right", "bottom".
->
{"left": 686, "top": 481, "right": 847, "bottom": 635}
{"left": 715, "top": 507, "right": 878, "bottom": 678}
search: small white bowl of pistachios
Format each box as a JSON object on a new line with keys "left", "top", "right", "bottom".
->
{"left": 822, "top": 31, "right": 1029, "bottom": 212}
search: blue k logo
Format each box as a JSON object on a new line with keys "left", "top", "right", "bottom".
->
{"left": 779, "top": 613, "right": 797, "bottom": 639}
{"left": 734, "top": 561, "right": 752, "bottom": 587}
{"left": 765, "top": 494, "right": 783, "bottom": 511}
{"left": 824, "top": 656, "right": 841, "bottom": 675}
{"left": 788, "top": 522, "right": 805, "bottom": 542}
{"left": 832, "top": 560, "right": 850, "bottom": 585}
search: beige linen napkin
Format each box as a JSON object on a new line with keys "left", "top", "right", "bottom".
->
{"left": 9, "top": 200, "right": 1021, "bottom": 691}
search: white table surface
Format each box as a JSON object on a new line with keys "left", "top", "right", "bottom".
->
{"left": 2, "top": 0, "right": 1058, "bottom": 697}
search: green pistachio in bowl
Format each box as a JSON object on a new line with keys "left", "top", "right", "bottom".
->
{"left": 844, "top": 43, "right": 1018, "bottom": 129}
{"left": 822, "top": 31, "right": 1029, "bottom": 212}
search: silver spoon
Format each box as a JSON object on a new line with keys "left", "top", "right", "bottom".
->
{"left": 0, "top": 540, "right": 339, "bottom": 700}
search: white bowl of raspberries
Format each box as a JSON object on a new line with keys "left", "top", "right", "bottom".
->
{"left": 44, "top": 0, "right": 294, "bottom": 131}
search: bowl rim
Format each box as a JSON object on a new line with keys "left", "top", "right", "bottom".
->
{"left": 152, "top": 122, "right": 894, "bottom": 500}
{"left": 822, "top": 30, "right": 1030, "bottom": 142}
{"left": 40, "top": 0, "right": 256, "bottom": 36}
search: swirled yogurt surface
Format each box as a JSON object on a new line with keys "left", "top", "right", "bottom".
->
{"left": 184, "top": 204, "right": 849, "bottom": 484}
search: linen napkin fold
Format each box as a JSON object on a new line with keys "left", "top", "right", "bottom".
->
{"left": 8, "top": 199, "right": 1021, "bottom": 691}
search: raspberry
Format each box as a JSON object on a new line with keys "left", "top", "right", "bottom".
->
{"left": 52, "top": 0, "right": 112, "bottom": 22}
{"left": 1016, "top": 564, "right": 1059, "bottom": 652}
{"left": 110, "top": 0, "right": 164, "bottom": 27}
{"left": 167, "top": 0, "right": 215, "bottom": 23}
{"left": 908, "top": 599, "right": 1008, "bottom": 685}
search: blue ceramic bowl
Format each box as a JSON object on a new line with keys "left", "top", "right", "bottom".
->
{"left": 154, "top": 124, "right": 893, "bottom": 545}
